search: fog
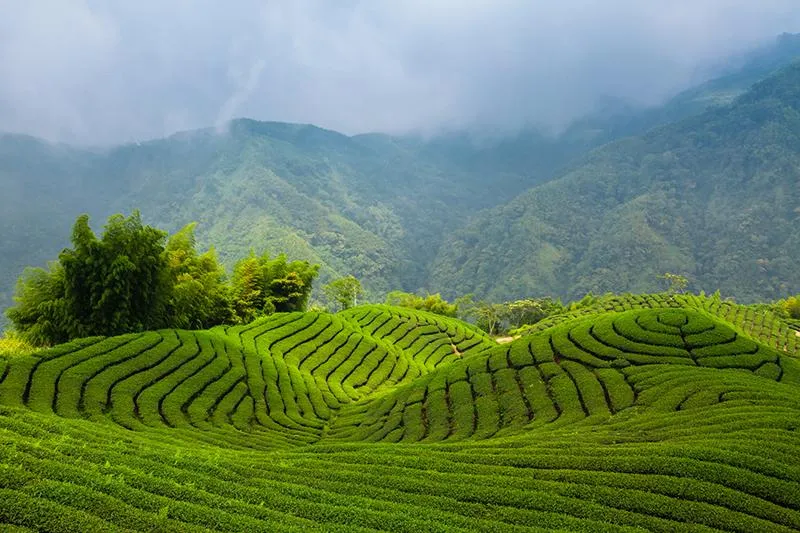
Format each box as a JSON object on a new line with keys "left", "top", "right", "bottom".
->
{"left": 1, "top": 0, "right": 799, "bottom": 144}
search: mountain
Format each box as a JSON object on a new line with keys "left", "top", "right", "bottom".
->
{"left": 560, "top": 32, "right": 800, "bottom": 146}
{"left": 1, "top": 34, "right": 799, "bottom": 324}
{"left": 430, "top": 60, "right": 800, "bottom": 302}
{"left": 1, "top": 302, "right": 799, "bottom": 530}
{"left": 0, "top": 119, "right": 616, "bottom": 320}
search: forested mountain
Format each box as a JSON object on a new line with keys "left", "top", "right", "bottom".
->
{"left": 1, "top": 35, "right": 799, "bottom": 322}
{"left": 431, "top": 60, "right": 800, "bottom": 302}
{"left": 0, "top": 121, "right": 545, "bottom": 317}
{"left": 0, "top": 112, "right": 637, "bottom": 314}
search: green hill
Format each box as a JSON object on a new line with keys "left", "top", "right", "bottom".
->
{"left": 431, "top": 61, "right": 800, "bottom": 302}
{"left": 1, "top": 304, "right": 799, "bottom": 531}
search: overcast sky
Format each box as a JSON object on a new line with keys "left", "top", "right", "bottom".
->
{"left": 1, "top": 0, "right": 800, "bottom": 145}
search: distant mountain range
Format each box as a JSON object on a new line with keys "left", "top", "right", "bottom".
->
{"left": 1, "top": 34, "right": 799, "bottom": 321}
{"left": 431, "top": 59, "right": 800, "bottom": 301}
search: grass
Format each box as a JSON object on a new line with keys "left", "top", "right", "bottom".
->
{"left": 0, "top": 334, "right": 35, "bottom": 358}
{"left": 0, "top": 303, "right": 799, "bottom": 531}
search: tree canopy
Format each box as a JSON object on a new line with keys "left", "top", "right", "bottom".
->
{"left": 384, "top": 291, "right": 457, "bottom": 317}
{"left": 7, "top": 212, "right": 319, "bottom": 346}
{"left": 323, "top": 275, "right": 364, "bottom": 311}
{"left": 230, "top": 252, "right": 319, "bottom": 323}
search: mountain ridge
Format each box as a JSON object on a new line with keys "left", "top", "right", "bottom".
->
{"left": 1, "top": 36, "right": 799, "bottom": 322}
{"left": 430, "top": 60, "right": 800, "bottom": 302}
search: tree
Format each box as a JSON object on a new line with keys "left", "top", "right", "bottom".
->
{"left": 659, "top": 272, "right": 689, "bottom": 294}
{"left": 474, "top": 302, "right": 505, "bottom": 336}
{"left": 262, "top": 254, "right": 318, "bottom": 313}
{"left": 780, "top": 295, "right": 800, "bottom": 319}
{"left": 385, "top": 291, "right": 457, "bottom": 317}
{"left": 455, "top": 295, "right": 563, "bottom": 336}
{"left": 6, "top": 263, "right": 73, "bottom": 346}
{"left": 64, "top": 211, "right": 171, "bottom": 336}
{"left": 229, "top": 254, "right": 264, "bottom": 323}
{"left": 230, "top": 252, "right": 319, "bottom": 322}
{"left": 8, "top": 211, "right": 174, "bottom": 344}
{"left": 324, "top": 275, "right": 364, "bottom": 311}
{"left": 164, "top": 223, "right": 232, "bottom": 329}
{"left": 504, "top": 298, "right": 563, "bottom": 329}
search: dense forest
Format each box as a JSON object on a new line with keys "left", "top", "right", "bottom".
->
{"left": 432, "top": 60, "right": 800, "bottom": 301}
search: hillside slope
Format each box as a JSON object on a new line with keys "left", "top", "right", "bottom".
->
{"left": 1, "top": 305, "right": 799, "bottom": 531}
{"left": 431, "top": 61, "right": 800, "bottom": 302}
{"left": 0, "top": 120, "right": 574, "bottom": 320}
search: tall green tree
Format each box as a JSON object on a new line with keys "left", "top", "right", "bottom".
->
{"left": 58, "top": 211, "right": 171, "bottom": 337}
{"left": 164, "top": 223, "right": 232, "bottom": 329}
{"left": 5, "top": 263, "right": 72, "bottom": 346}
{"left": 324, "top": 275, "right": 364, "bottom": 311}
{"left": 230, "top": 252, "right": 319, "bottom": 322}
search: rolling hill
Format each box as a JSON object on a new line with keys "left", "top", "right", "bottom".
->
{"left": 1, "top": 302, "right": 799, "bottom": 531}
{"left": 431, "top": 60, "right": 800, "bottom": 302}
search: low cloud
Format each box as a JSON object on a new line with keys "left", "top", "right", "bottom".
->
{"left": 1, "top": 0, "right": 799, "bottom": 144}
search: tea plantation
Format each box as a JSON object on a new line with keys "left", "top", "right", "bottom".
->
{"left": 1, "top": 304, "right": 799, "bottom": 531}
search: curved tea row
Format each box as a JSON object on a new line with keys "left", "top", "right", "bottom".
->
{"left": 523, "top": 293, "right": 800, "bottom": 356}
{"left": 0, "top": 306, "right": 799, "bottom": 531}
{"left": 0, "top": 307, "right": 494, "bottom": 448}
{"left": 328, "top": 308, "right": 800, "bottom": 442}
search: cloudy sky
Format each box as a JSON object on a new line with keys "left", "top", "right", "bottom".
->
{"left": 2, "top": 0, "right": 800, "bottom": 145}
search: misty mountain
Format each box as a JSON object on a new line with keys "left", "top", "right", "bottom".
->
{"left": 1, "top": 37, "right": 799, "bottom": 324}
{"left": 430, "top": 60, "right": 800, "bottom": 302}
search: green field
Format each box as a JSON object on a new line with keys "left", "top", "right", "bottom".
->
{"left": 1, "top": 304, "right": 799, "bottom": 531}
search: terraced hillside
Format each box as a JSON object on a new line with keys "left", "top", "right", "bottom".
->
{"left": 520, "top": 293, "right": 800, "bottom": 356}
{"left": 1, "top": 305, "right": 799, "bottom": 531}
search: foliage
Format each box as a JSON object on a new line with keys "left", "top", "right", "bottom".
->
{"left": 230, "top": 252, "right": 319, "bottom": 323}
{"left": 0, "top": 331, "right": 34, "bottom": 358}
{"left": 8, "top": 211, "right": 174, "bottom": 344}
{"left": 503, "top": 297, "right": 564, "bottom": 329}
{"left": 384, "top": 291, "right": 457, "bottom": 317}
{"left": 60, "top": 211, "right": 172, "bottom": 337}
{"left": 323, "top": 275, "right": 364, "bottom": 311}
{"left": 164, "top": 223, "right": 232, "bottom": 329}
{"left": 7, "top": 213, "right": 319, "bottom": 345}
{"left": 5, "top": 263, "right": 71, "bottom": 346}
{"left": 778, "top": 295, "right": 800, "bottom": 319}
{"left": 457, "top": 295, "right": 564, "bottom": 336}
{"left": 658, "top": 272, "right": 689, "bottom": 294}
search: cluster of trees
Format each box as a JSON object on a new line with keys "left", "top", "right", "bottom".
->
{"left": 456, "top": 296, "right": 564, "bottom": 336}
{"left": 384, "top": 291, "right": 458, "bottom": 317}
{"left": 16, "top": 211, "right": 731, "bottom": 347}
{"left": 776, "top": 295, "right": 800, "bottom": 319}
{"left": 382, "top": 291, "right": 564, "bottom": 336}
{"left": 7, "top": 212, "right": 319, "bottom": 346}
